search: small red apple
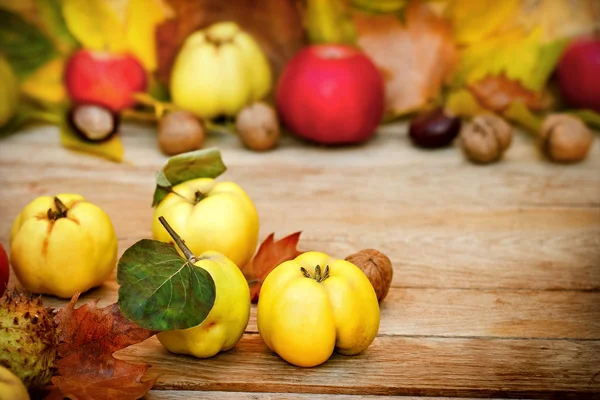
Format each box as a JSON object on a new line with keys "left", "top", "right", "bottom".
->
{"left": 0, "top": 242, "right": 9, "bottom": 297}
{"left": 276, "top": 44, "right": 385, "bottom": 145}
{"left": 556, "top": 37, "right": 600, "bottom": 112}
{"left": 64, "top": 49, "right": 148, "bottom": 112}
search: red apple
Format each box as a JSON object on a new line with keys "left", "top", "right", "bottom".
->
{"left": 64, "top": 49, "right": 148, "bottom": 112}
{"left": 556, "top": 37, "right": 600, "bottom": 112}
{"left": 276, "top": 44, "right": 385, "bottom": 145}
{"left": 0, "top": 242, "right": 9, "bottom": 297}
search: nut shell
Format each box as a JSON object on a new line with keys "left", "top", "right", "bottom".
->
{"left": 540, "top": 113, "right": 593, "bottom": 163}
{"left": 67, "top": 104, "right": 120, "bottom": 142}
{"left": 460, "top": 113, "right": 513, "bottom": 164}
{"left": 345, "top": 249, "right": 393, "bottom": 301}
{"left": 236, "top": 102, "right": 280, "bottom": 151}
{"left": 158, "top": 110, "right": 205, "bottom": 156}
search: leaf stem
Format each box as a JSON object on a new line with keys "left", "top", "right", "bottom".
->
{"left": 158, "top": 216, "right": 197, "bottom": 262}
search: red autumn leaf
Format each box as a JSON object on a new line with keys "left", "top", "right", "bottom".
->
{"left": 243, "top": 232, "right": 304, "bottom": 302}
{"left": 468, "top": 74, "right": 552, "bottom": 112}
{"left": 353, "top": 0, "right": 457, "bottom": 117}
{"left": 45, "top": 294, "right": 157, "bottom": 400}
{"left": 155, "top": 0, "right": 306, "bottom": 88}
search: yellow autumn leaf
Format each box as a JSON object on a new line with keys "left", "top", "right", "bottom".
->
{"left": 60, "top": 120, "right": 124, "bottom": 162}
{"left": 125, "top": 0, "right": 172, "bottom": 71}
{"left": 20, "top": 57, "right": 66, "bottom": 104}
{"left": 444, "top": 89, "right": 485, "bottom": 118}
{"left": 445, "top": 0, "right": 520, "bottom": 44}
{"left": 62, "top": 0, "right": 127, "bottom": 53}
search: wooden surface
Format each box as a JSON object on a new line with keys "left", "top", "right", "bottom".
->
{"left": 0, "top": 121, "right": 599, "bottom": 399}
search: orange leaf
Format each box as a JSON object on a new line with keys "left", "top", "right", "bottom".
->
{"left": 468, "top": 74, "right": 552, "bottom": 112}
{"left": 242, "top": 232, "right": 304, "bottom": 302}
{"left": 353, "top": 0, "right": 457, "bottom": 117}
{"left": 46, "top": 294, "right": 157, "bottom": 400}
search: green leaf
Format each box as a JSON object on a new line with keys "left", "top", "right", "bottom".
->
{"left": 35, "top": 0, "right": 79, "bottom": 53}
{"left": 568, "top": 109, "right": 600, "bottom": 131}
{"left": 60, "top": 115, "right": 124, "bottom": 162}
{"left": 117, "top": 239, "right": 216, "bottom": 331}
{"left": 152, "top": 147, "right": 227, "bottom": 207}
{"left": 503, "top": 101, "right": 543, "bottom": 134}
{"left": 0, "top": 8, "right": 59, "bottom": 80}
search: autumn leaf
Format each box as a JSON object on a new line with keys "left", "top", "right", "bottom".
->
{"left": 154, "top": 0, "right": 306, "bottom": 87}
{"left": 468, "top": 74, "right": 552, "bottom": 113}
{"left": 243, "top": 232, "right": 304, "bottom": 302}
{"left": 353, "top": 0, "right": 457, "bottom": 117}
{"left": 60, "top": 116, "right": 124, "bottom": 163}
{"left": 46, "top": 293, "right": 157, "bottom": 400}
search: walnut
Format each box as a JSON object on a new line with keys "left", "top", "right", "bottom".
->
{"left": 540, "top": 113, "right": 593, "bottom": 163}
{"left": 158, "top": 110, "right": 205, "bottom": 156}
{"left": 345, "top": 249, "right": 393, "bottom": 302}
{"left": 236, "top": 102, "right": 280, "bottom": 151}
{"left": 460, "top": 113, "right": 513, "bottom": 164}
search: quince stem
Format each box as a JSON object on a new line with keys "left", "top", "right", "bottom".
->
{"left": 194, "top": 191, "right": 206, "bottom": 204}
{"left": 47, "top": 197, "right": 68, "bottom": 220}
{"left": 158, "top": 216, "right": 197, "bottom": 263}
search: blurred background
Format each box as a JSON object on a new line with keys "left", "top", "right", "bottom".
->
{"left": 0, "top": 0, "right": 598, "bottom": 161}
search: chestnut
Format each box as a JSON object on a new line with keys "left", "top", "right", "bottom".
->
{"left": 67, "top": 104, "right": 120, "bottom": 142}
{"left": 408, "top": 107, "right": 461, "bottom": 148}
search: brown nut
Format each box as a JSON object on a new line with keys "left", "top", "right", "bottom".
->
{"left": 345, "top": 249, "right": 393, "bottom": 302}
{"left": 68, "top": 104, "right": 119, "bottom": 142}
{"left": 460, "top": 113, "right": 513, "bottom": 164}
{"left": 236, "top": 102, "right": 280, "bottom": 151}
{"left": 158, "top": 110, "right": 205, "bottom": 156}
{"left": 540, "top": 113, "right": 593, "bottom": 163}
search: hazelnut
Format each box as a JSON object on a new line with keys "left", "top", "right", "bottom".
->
{"left": 236, "top": 102, "right": 280, "bottom": 151}
{"left": 540, "top": 113, "right": 593, "bottom": 163}
{"left": 345, "top": 249, "right": 393, "bottom": 302}
{"left": 460, "top": 113, "right": 513, "bottom": 164}
{"left": 158, "top": 110, "right": 205, "bottom": 156}
{"left": 68, "top": 104, "right": 119, "bottom": 142}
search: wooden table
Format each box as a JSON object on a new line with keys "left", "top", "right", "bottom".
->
{"left": 1, "top": 121, "right": 599, "bottom": 399}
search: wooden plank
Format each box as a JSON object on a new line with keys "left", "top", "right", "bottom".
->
{"left": 117, "top": 335, "right": 600, "bottom": 398}
{"left": 145, "top": 391, "right": 502, "bottom": 399}
{"left": 42, "top": 286, "right": 600, "bottom": 339}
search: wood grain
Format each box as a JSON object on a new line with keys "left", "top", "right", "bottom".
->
{"left": 145, "top": 392, "right": 501, "bottom": 399}
{"left": 118, "top": 334, "right": 600, "bottom": 398}
{"left": 1, "top": 122, "right": 599, "bottom": 398}
{"left": 43, "top": 286, "right": 600, "bottom": 339}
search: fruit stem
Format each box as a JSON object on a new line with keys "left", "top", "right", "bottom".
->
{"left": 194, "top": 191, "right": 206, "bottom": 204}
{"left": 47, "top": 197, "right": 68, "bottom": 220}
{"left": 158, "top": 216, "right": 197, "bottom": 263}
{"left": 300, "top": 265, "right": 330, "bottom": 283}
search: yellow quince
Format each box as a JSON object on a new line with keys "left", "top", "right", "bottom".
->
{"left": 257, "top": 251, "right": 380, "bottom": 367}
{"left": 156, "top": 250, "right": 250, "bottom": 358}
{"left": 170, "top": 21, "right": 272, "bottom": 119}
{"left": 10, "top": 194, "right": 117, "bottom": 298}
{"left": 152, "top": 178, "right": 259, "bottom": 269}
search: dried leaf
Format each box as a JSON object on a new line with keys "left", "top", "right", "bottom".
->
{"left": 60, "top": 117, "right": 124, "bottom": 163}
{"left": 243, "top": 232, "right": 304, "bottom": 302}
{"left": 35, "top": 0, "right": 79, "bottom": 54}
{"left": 468, "top": 74, "right": 551, "bottom": 113}
{"left": 20, "top": 57, "right": 66, "bottom": 105}
{"left": 445, "top": 0, "right": 520, "bottom": 44}
{"left": 47, "top": 293, "right": 157, "bottom": 400}
{"left": 155, "top": 0, "right": 306, "bottom": 87}
{"left": 444, "top": 89, "right": 485, "bottom": 118}
{"left": 503, "top": 100, "right": 543, "bottom": 134}
{"left": 353, "top": 0, "right": 457, "bottom": 117}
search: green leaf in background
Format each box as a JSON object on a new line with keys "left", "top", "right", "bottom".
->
{"left": 305, "top": 0, "right": 356, "bottom": 45}
{"left": 503, "top": 101, "right": 543, "bottom": 134}
{"left": 152, "top": 148, "right": 227, "bottom": 206}
{"left": 117, "top": 239, "right": 216, "bottom": 331}
{"left": 60, "top": 116, "right": 124, "bottom": 162}
{"left": 35, "top": 0, "right": 79, "bottom": 53}
{"left": 0, "top": 8, "right": 59, "bottom": 80}
{"left": 568, "top": 109, "right": 600, "bottom": 131}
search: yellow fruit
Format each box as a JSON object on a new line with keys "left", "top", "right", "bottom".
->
{"left": 10, "top": 194, "right": 118, "bottom": 298}
{"left": 0, "top": 56, "right": 19, "bottom": 127}
{"left": 152, "top": 178, "right": 259, "bottom": 269}
{"left": 156, "top": 250, "right": 250, "bottom": 358}
{"left": 257, "top": 251, "right": 380, "bottom": 367}
{"left": 170, "top": 21, "right": 272, "bottom": 119}
{"left": 0, "top": 365, "right": 30, "bottom": 400}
